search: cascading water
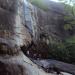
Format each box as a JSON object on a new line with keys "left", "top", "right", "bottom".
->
{"left": 23, "top": 0, "right": 38, "bottom": 41}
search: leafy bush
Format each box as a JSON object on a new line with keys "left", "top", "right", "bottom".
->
{"left": 48, "top": 40, "right": 75, "bottom": 64}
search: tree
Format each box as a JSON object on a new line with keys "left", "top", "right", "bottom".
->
{"left": 59, "top": 0, "right": 75, "bottom": 16}
{"left": 58, "top": 0, "right": 75, "bottom": 33}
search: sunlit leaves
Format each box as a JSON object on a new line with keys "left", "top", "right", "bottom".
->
{"left": 65, "top": 4, "right": 72, "bottom": 13}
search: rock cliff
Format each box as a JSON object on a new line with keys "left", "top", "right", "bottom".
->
{"left": 29, "top": 0, "right": 75, "bottom": 43}
{"left": 0, "top": 0, "right": 32, "bottom": 48}
{"left": 0, "top": 0, "right": 74, "bottom": 75}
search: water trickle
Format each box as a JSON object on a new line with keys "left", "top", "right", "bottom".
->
{"left": 23, "top": 0, "right": 38, "bottom": 40}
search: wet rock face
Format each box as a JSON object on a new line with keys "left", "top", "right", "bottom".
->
{"left": 0, "top": 61, "right": 26, "bottom": 75}
{"left": 27, "top": 1, "right": 65, "bottom": 42}
{"left": 36, "top": 7, "right": 65, "bottom": 42}
{"left": 0, "top": 0, "right": 32, "bottom": 48}
{"left": 29, "top": 1, "right": 75, "bottom": 43}
{"left": 0, "top": 0, "right": 18, "bottom": 13}
{"left": 21, "top": 1, "right": 65, "bottom": 58}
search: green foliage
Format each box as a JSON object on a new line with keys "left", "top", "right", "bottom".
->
{"left": 63, "top": 16, "right": 75, "bottom": 30}
{"left": 29, "top": 0, "right": 75, "bottom": 64}
{"left": 64, "top": 24, "right": 72, "bottom": 30}
{"left": 63, "top": 3, "right": 75, "bottom": 30}
{"left": 64, "top": 4, "right": 73, "bottom": 14}
{"left": 48, "top": 0, "right": 75, "bottom": 63}
{"left": 28, "top": 0, "right": 48, "bottom": 10}
{"left": 48, "top": 35, "right": 75, "bottom": 64}
{"left": 73, "top": 5, "right": 75, "bottom": 15}
{"left": 64, "top": 16, "right": 72, "bottom": 20}
{"left": 65, "top": 36, "right": 75, "bottom": 44}
{"left": 70, "top": 21, "right": 75, "bottom": 25}
{"left": 58, "top": 0, "right": 75, "bottom": 16}
{"left": 48, "top": 42, "right": 70, "bottom": 62}
{"left": 59, "top": 0, "right": 75, "bottom": 31}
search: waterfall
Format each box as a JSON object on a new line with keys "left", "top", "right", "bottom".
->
{"left": 23, "top": 0, "right": 38, "bottom": 41}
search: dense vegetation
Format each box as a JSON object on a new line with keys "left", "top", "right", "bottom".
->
{"left": 48, "top": 41, "right": 75, "bottom": 64}
{"left": 48, "top": 0, "right": 75, "bottom": 64}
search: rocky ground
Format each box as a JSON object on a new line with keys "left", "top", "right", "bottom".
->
{"left": 0, "top": 50, "right": 72, "bottom": 75}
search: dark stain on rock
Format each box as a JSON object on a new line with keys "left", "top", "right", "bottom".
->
{"left": 0, "top": 60, "right": 27, "bottom": 75}
{"left": 0, "top": 43, "right": 19, "bottom": 56}
{"left": 0, "top": 0, "right": 18, "bottom": 13}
